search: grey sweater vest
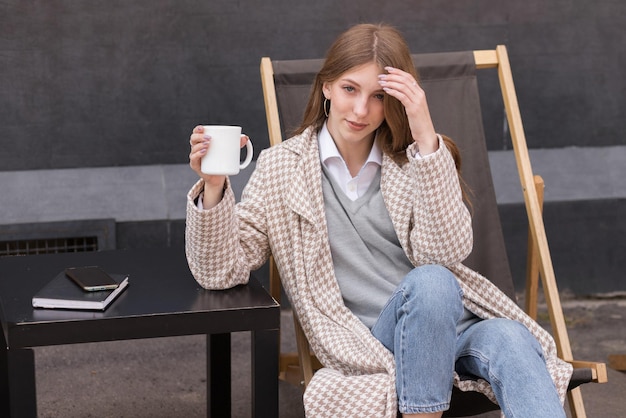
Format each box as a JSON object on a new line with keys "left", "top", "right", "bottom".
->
{"left": 321, "top": 165, "right": 414, "bottom": 328}
{"left": 321, "top": 165, "right": 480, "bottom": 332}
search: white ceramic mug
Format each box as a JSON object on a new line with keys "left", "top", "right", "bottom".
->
{"left": 200, "top": 125, "right": 254, "bottom": 175}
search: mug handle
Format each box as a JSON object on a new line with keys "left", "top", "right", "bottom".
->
{"left": 239, "top": 139, "right": 254, "bottom": 169}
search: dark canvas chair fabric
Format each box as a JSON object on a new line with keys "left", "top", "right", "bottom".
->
{"left": 262, "top": 47, "right": 606, "bottom": 417}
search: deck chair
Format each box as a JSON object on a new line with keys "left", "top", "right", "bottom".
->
{"left": 260, "top": 46, "right": 607, "bottom": 417}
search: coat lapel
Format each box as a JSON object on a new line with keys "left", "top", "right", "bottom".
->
{"left": 282, "top": 128, "right": 325, "bottom": 228}
{"left": 380, "top": 154, "right": 415, "bottom": 261}
{"left": 281, "top": 129, "right": 330, "bottom": 283}
{"left": 280, "top": 129, "right": 351, "bottom": 320}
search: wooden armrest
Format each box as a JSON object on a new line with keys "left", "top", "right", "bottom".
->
{"left": 567, "top": 360, "right": 608, "bottom": 383}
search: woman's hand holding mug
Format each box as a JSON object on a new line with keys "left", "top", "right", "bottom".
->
{"left": 189, "top": 125, "right": 253, "bottom": 209}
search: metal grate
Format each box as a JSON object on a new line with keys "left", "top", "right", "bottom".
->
{"left": 0, "top": 236, "right": 99, "bottom": 257}
{"left": 0, "top": 219, "right": 115, "bottom": 258}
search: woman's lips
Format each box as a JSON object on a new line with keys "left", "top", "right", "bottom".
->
{"left": 347, "top": 120, "right": 367, "bottom": 131}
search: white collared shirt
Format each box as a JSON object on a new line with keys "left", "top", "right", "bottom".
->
{"left": 318, "top": 123, "right": 383, "bottom": 201}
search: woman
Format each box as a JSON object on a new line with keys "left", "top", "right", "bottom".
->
{"left": 186, "top": 23, "right": 571, "bottom": 417}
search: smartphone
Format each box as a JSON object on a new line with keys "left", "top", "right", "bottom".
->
{"left": 65, "top": 266, "right": 120, "bottom": 291}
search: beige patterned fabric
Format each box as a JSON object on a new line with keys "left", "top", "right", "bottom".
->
{"left": 185, "top": 127, "right": 572, "bottom": 417}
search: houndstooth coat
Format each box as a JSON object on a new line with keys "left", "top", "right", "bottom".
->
{"left": 185, "top": 127, "right": 572, "bottom": 417}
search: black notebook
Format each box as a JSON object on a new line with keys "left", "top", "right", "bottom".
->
{"left": 32, "top": 271, "right": 129, "bottom": 311}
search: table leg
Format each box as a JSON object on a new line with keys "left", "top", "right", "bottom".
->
{"left": 207, "top": 333, "right": 231, "bottom": 417}
{"left": 251, "top": 329, "right": 279, "bottom": 418}
{"left": 0, "top": 347, "right": 37, "bottom": 417}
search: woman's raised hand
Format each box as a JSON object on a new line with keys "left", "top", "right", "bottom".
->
{"left": 378, "top": 67, "right": 438, "bottom": 155}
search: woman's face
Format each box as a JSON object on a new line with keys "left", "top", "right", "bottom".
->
{"left": 322, "top": 62, "right": 385, "bottom": 149}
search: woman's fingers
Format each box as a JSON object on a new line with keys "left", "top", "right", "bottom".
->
{"left": 379, "top": 67, "right": 437, "bottom": 150}
{"left": 189, "top": 127, "right": 210, "bottom": 173}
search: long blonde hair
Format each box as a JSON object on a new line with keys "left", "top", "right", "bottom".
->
{"left": 295, "top": 23, "right": 417, "bottom": 164}
{"left": 295, "top": 23, "right": 470, "bottom": 203}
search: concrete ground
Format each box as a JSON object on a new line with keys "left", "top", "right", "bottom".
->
{"left": 34, "top": 295, "right": 626, "bottom": 417}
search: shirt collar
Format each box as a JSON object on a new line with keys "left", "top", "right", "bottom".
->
{"left": 318, "top": 122, "right": 383, "bottom": 167}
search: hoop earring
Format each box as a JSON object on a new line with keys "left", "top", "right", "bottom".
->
{"left": 323, "top": 98, "right": 330, "bottom": 118}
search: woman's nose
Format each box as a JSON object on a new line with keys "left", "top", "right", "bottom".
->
{"left": 353, "top": 97, "right": 368, "bottom": 117}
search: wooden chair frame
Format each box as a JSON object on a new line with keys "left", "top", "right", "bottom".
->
{"left": 260, "top": 45, "right": 607, "bottom": 418}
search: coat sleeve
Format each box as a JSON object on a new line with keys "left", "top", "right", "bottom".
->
{"left": 405, "top": 137, "right": 474, "bottom": 266}
{"left": 184, "top": 163, "right": 272, "bottom": 289}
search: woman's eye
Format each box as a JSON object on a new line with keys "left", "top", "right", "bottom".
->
{"left": 374, "top": 93, "right": 385, "bottom": 101}
{"left": 343, "top": 86, "right": 355, "bottom": 93}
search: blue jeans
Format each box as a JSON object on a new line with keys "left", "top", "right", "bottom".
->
{"left": 371, "top": 265, "right": 565, "bottom": 417}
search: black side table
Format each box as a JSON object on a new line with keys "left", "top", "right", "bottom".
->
{"left": 0, "top": 247, "right": 279, "bottom": 417}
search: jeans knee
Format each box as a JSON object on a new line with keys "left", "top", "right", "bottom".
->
{"left": 487, "top": 319, "right": 544, "bottom": 361}
{"left": 401, "top": 265, "right": 463, "bottom": 316}
{"left": 501, "top": 320, "right": 538, "bottom": 345}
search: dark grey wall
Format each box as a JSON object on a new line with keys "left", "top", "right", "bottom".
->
{"left": 500, "top": 199, "right": 626, "bottom": 295}
{"left": 2, "top": 1, "right": 625, "bottom": 171}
